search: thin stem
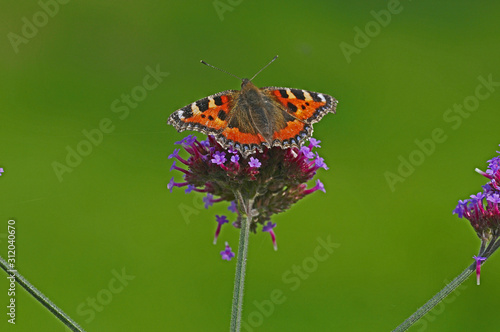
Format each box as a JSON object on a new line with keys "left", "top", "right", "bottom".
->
{"left": 393, "top": 242, "right": 500, "bottom": 332}
{"left": 230, "top": 190, "right": 253, "bottom": 332}
{"left": 0, "top": 255, "right": 85, "bottom": 332}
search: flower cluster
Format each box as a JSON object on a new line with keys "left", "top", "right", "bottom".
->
{"left": 453, "top": 146, "right": 500, "bottom": 242}
{"left": 168, "top": 135, "right": 329, "bottom": 255}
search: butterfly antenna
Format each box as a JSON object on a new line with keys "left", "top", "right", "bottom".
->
{"left": 249, "top": 55, "right": 278, "bottom": 81}
{"left": 200, "top": 60, "right": 243, "bottom": 81}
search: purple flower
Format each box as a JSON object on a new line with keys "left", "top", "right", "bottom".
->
{"left": 228, "top": 201, "right": 238, "bottom": 213}
{"left": 204, "top": 193, "right": 215, "bottom": 209}
{"left": 185, "top": 185, "right": 195, "bottom": 194}
{"left": 315, "top": 179, "right": 326, "bottom": 193}
{"left": 314, "top": 153, "right": 329, "bottom": 170}
{"left": 248, "top": 157, "right": 261, "bottom": 168}
{"left": 167, "top": 177, "right": 188, "bottom": 193}
{"left": 453, "top": 200, "right": 468, "bottom": 218}
{"left": 213, "top": 215, "right": 229, "bottom": 244}
{"left": 175, "top": 134, "right": 196, "bottom": 146}
{"left": 300, "top": 146, "right": 314, "bottom": 159}
{"left": 487, "top": 193, "right": 500, "bottom": 204}
{"left": 473, "top": 256, "right": 487, "bottom": 285}
{"left": 454, "top": 144, "right": 500, "bottom": 242}
{"left": 0, "top": 168, "right": 3, "bottom": 176}
{"left": 168, "top": 149, "right": 180, "bottom": 159}
{"left": 165, "top": 133, "right": 332, "bottom": 249}
{"left": 211, "top": 151, "right": 227, "bottom": 165}
{"left": 304, "top": 179, "right": 326, "bottom": 195}
{"left": 309, "top": 138, "right": 321, "bottom": 149}
{"left": 262, "top": 222, "right": 277, "bottom": 251}
{"left": 231, "top": 154, "right": 240, "bottom": 163}
{"left": 220, "top": 242, "right": 235, "bottom": 261}
{"left": 169, "top": 161, "right": 177, "bottom": 171}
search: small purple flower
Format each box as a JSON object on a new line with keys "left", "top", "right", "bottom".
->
{"left": 175, "top": 134, "right": 196, "bottom": 145}
{"left": 473, "top": 256, "right": 487, "bottom": 285}
{"left": 309, "top": 138, "right": 321, "bottom": 149}
{"left": 249, "top": 157, "right": 261, "bottom": 168}
{"left": 170, "top": 160, "right": 177, "bottom": 171}
{"left": 0, "top": 168, "right": 3, "bottom": 176}
{"left": 231, "top": 154, "right": 240, "bottom": 163}
{"left": 204, "top": 193, "right": 215, "bottom": 209}
{"left": 300, "top": 146, "right": 314, "bottom": 159}
{"left": 185, "top": 185, "right": 195, "bottom": 194}
{"left": 315, "top": 179, "right": 326, "bottom": 193}
{"left": 228, "top": 201, "right": 238, "bottom": 213}
{"left": 167, "top": 177, "right": 175, "bottom": 193}
{"left": 487, "top": 193, "right": 500, "bottom": 204}
{"left": 453, "top": 200, "right": 468, "bottom": 218}
{"left": 168, "top": 149, "right": 181, "bottom": 159}
{"left": 213, "top": 215, "right": 229, "bottom": 244}
{"left": 262, "top": 222, "right": 277, "bottom": 251}
{"left": 211, "top": 151, "right": 227, "bottom": 165}
{"left": 314, "top": 153, "right": 329, "bottom": 170}
{"left": 220, "top": 242, "right": 235, "bottom": 261}
{"left": 200, "top": 139, "right": 210, "bottom": 148}
{"left": 304, "top": 179, "right": 326, "bottom": 195}
{"left": 167, "top": 177, "right": 188, "bottom": 193}
{"left": 470, "top": 192, "right": 486, "bottom": 202}
{"left": 228, "top": 146, "right": 238, "bottom": 154}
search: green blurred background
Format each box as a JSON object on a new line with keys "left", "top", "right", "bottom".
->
{"left": 1, "top": 0, "right": 500, "bottom": 331}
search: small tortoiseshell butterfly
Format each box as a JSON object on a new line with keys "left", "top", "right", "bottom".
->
{"left": 168, "top": 56, "right": 338, "bottom": 157}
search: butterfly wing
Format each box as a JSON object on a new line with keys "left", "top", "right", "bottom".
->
{"left": 167, "top": 90, "right": 237, "bottom": 136}
{"left": 262, "top": 87, "right": 337, "bottom": 124}
{"left": 261, "top": 87, "right": 337, "bottom": 146}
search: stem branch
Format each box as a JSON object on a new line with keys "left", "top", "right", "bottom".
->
{"left": 393, "top": 238, "right": 500, "bottom": 332}
{"left": 230, "top": 190, "right": 253, "bottom": 332}
{"left": 0, "top": 255, "right": 85, "bottom": 331}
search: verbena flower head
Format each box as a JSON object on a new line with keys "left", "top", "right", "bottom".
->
{"left": 168, "top": 134, "right": 329, "bottom": 250}
{"left": 453, "top": 145, "right": 500, "bottom": 242}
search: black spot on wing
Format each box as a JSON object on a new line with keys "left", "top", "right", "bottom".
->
{"left": 182, "top": 106, "right": 193, "bottom": 119}
{"left": 196, "top": 99, "right": 209, "bottom": 112}
{"left": 310, "top": 92, "right": 324, "bottom": 103}
{"left": 290, "top": 89, "right": 305, "bottom": 100}
{"left": 208, "top": 115, "right": 214, "bottom": 121}
{"left": 217, "top": 110, "right": 227, "bottom": 121}
{"left": 278, "top": 89, "right": 288, "bottom": 99}
{"left": 214, "top": 96, "right": 223, "bottom": 106}
{"left": 287, "top": 102, "right": 298, "bottom": 113}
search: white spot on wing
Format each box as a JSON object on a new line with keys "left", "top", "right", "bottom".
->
{"left": 286, "top": 89, "right": 295, "bottom": 99}
{"left": 317, "top": 93, "right": 326, "bottom": 102}
{"left": 191, "top": 102, "right": 201, "bottom": 114}
{"left": 303, "top": 91, "right": 313, "bottom": 101}
{"left": 208, "top": 98, "right": 216, "bottom": 109}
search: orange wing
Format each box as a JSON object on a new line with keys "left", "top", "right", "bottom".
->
{"left": 167, "top": 91, "right": 236, "bottom": 135}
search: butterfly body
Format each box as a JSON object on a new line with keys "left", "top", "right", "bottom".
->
{"left": 168, "top": 78, "right": 337, "bottom": 157}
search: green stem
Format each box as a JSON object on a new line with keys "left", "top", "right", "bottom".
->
{"left": 393, "top": 239, "right": 500, "bottom": 332}
{"left": 0, "top": 255, "right": 86, "bottom": 331}
{"left": 230, "top": 191, "right": 253, "bottom": 332}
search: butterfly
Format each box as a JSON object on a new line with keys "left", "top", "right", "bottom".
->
{"left": 167, "top": 56, "right": 338, "bottom": 157}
